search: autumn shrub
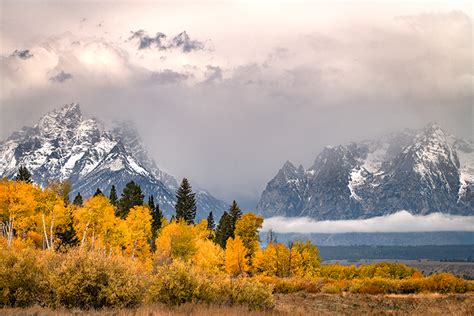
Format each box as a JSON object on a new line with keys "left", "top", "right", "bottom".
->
{"left": 358, "top": 262, "right": 417, "bottom": 279}
{"left": 230, "top": 278, "right": 275, "bottom": 310}
{"left": 147, "top": 260, "right": 201, "bottom": 306}
{"left": 422, "top": 273, "right": 469, "bottom": 294}
{"left": 350, "top": 278, "right": 396, "bottom": 294}
{"left": 51, "top": 250, "right": 146, "bottom": 309}
{"left": 0, "top": 248, "right": 54, "bottom": 308}
{"left": 271, "top": 278, "right": 301, "bottom": 294}
{"left": 395, "top": 278, "right": 423, "bottom": 294}
{"left": 321, "top": 280, "right": 351, "bottom": 294}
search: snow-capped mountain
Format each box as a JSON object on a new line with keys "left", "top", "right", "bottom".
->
{"left": 0, "top": 103, "right": 227, "bottom": 219}
{"left": 257, "top": 123, "right": 473, "bottom": 219}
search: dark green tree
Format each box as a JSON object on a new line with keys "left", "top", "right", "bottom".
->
{"left": 109, "top": 185, "right": 118, "bottom": 206}
{"left": 214, "top": 211, "right": 233, "bottom": 248}
{"left": 56, "top": 207, "right": 79, "bottom": 250}
{"left": 72, "top": 192, "right": 83, "bottom": 206}
{"left": 93, "top": 188, "right": 103, "bottom": 197}
{"left": 228, "top": 200, "right": 242, "bottom": 233}
{"left": 148, "top": 195, "right": 156, "bottom": 211}
{"left": 117, "top": 181, "right": 144, "bottom": 218}
{"left": 15, "top": 166, "right": 32, "bottom": 183}
{"left": 207, "top": 211, "right": 215, "bottom": 230}
{"left": 175, "top": 178, "right": 197, "bottom": 224}
{"left": 150, "top": 203, "right": 164, "bottom": 252}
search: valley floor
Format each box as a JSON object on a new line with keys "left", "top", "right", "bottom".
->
{"left": 2, "top": 293, "right": 473, "bottom": 316}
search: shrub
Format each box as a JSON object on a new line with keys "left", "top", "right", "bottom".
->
{"left": 422, "top": 273, "right": 469, "bottom": 294}
{"left": 272, "top": 278, "right": 300, "bottom": 294}
{"left": 230, "top": 278, "right": 275, "bottom": 310}
{"left": 321, "top": 280, "right": 350, "bottom": 294}
{"left": 0, "top": 249, "right": 53, "bottom": 307}
{"left": 395, "top": 279, "right": 423, "bottom": 294}
{"left": 146, "top": 260, "right": 199, "bottom": 306}
{"left": 321, "top": 283, "right": 343, "bottom": 294}
{"left": 298, "top": 278, "right": 325, "bottom": 293}
{"left": 51, "top": 250, "right": 145, "bottom": 309}
{"left": 350, "top": 278, "right": 395, "bottom": 294}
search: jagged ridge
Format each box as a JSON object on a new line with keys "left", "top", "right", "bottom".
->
{"left": 257, "top": 123, "right": 474, "bottom": 219}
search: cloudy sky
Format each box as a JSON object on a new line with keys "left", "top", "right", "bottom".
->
{"left": 0, "top": 0, "right": 472, "bottom": 209}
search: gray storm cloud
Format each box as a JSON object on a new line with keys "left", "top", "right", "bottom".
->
{"left": 10, "top": 49, "right": 33, "bottom": 59}
{"left": 262, "top": 211, "right": 474, "bottom": 233}
{"left": 49, "top": 70, "right": 73, "bottom": 83}
{"left": 129, "top": 30, "right": 204, "bottom": 53}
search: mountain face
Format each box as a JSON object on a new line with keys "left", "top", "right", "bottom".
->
{"left": 0, "top": 103, "right": 227, "bottom": 219}
{"left": 257, "top": 123, "right": 474, "bottom": 219}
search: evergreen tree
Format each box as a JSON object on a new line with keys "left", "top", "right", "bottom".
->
{"left": 15, "top": 166, "right": 32, "bottom": 183}
{"left": 56, "top": 207, "right": 79, "bottom": 250}
{"left": 147, "top": 195, "right": 163, "bottom": 251}
{"left": 175, "top": 178, "right": 197, "bottom": 224}
{"left": 93, "top": 188, "right": 104, "bottom": 197}
{"left": 207, "top": 211, "right": 215, "bottom": 230}
{"left": 148, "top": 195, "right": 156, "bottom": 211}
{"left": 228, "top": 200, "right": 243, "bottom": 233}
{"left": 109, "top": 185, "right": 118, "bottom": 206}
{"left": 117, "top": 181, "right": 144, "bottom": 218}
{"left": 72, "top": 192, "right": 83, "bottom": 206}
{"left": 215, "top": 211, "right": 233, "bottom": 248}
{"left": 152, "top": 203, "right": 163, "bottom": 232}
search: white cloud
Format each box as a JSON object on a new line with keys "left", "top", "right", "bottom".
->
{"left": 262, "top": 211, "right": 474, "bottom": 233}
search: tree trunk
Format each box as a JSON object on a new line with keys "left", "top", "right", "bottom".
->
{"left": 91, "top": 226, "right": 95, "bottom": 250}
{"left": 131, "top": 240, "right": 138, "bottom": 259}
{"left": 7, "top": 219, "right": 14, "bottom": 248}
{"left": 42, "top": 214, "right": 50, "bottom": 250}
{"left": 81, "top": 221, "right": 90, "bottom": 248}
{"left": 49, "top": 213, "right": 55, "bottom": 250}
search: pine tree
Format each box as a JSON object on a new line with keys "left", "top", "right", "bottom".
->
{"left": 215, "top": 211, "right": 233, "bottom": 248}
{"left": 148, "top": 195, "right": 156, "bottom": 211}
{"left": 117, "top": 181, "right": 144, "bottom": 218}
{"left": 152, "top": 203, "right": 163, "bottom": 232}
{"left": 147, "top": 195, "right": 162, "bottom": 251}
{"left": 15, "top": 166, "right": 32, "bottom": 183}
{"left": 229, "top": 200, "right": 242, "bottom": 233}
{"left": 175, "top": 178, "right": 197, "bottom": 224}
{"left": 93, "top": 188, "right": 103, "bottom": 197}
{"left": 73, "top": 192, "right": 83, "bottom": 206}
{"left": 56, "top": 207, "right": 79, "bottom": 250}
{"left": 109, "top": 185, "right": 118, "bottom": 206}
{"left": 207, "top": 211, "right": 215, "bottom": 230}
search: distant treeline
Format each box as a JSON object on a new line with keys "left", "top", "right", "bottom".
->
{"left": 319, "top": 245, "right": 474, "bottom": 262}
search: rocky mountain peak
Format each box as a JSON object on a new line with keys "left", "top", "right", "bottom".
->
{"left": 257, "top": 123, "right": 473, "bottom": 219}
{"left": 0, "top": 104, "right": 227, "bottom": 220}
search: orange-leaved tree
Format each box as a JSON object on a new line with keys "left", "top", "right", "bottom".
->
{"left": 225, "top": 235, "right": 248, "bottom": 276}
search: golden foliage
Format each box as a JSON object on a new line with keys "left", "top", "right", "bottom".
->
{"left": 225, "top": 236, "right": 248, "bottom": 276}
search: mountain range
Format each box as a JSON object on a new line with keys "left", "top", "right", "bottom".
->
{"left": 0, "top": 103, "right": 227, "bottom": 219}
{"left": 257, "top": 123, "right": 473, "bottom": 219}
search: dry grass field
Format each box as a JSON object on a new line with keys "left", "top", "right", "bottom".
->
{"left": 2, "top": 293, "right": 473, "bottom": 316}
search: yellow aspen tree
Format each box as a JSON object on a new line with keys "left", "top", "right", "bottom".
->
{"left": 0, "top": 180, "right": 37, "bottom": 247}
{"left": 234, "top": 212, "right": 263, "bottom": 267}
{"left": 291, "top": 241, "right": 321, "bottom": 277}
{"left": 225, "top": 236, "right": 248, "bottom": 276}
{"left": 193, "top": 238, "right": 224, "bottom": 272}
{"left": 75, "top": 195, "right": 115, "bottom": 250}
{"left": 155, "top": 220, "right": 197, "bottom": 261}
{"left": 125, "top": 205, "right": 152, "bottom": 259}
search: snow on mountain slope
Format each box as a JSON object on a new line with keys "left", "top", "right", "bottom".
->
{"left": 0, "top": 103, "right": 227, "bottom": 220}
{"left": 257, "top": 123, "right": 473, "bottom": 219}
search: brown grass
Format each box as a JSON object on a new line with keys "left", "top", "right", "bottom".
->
{"left": 2, "top": 293, "right": 473, "bottom": 316}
